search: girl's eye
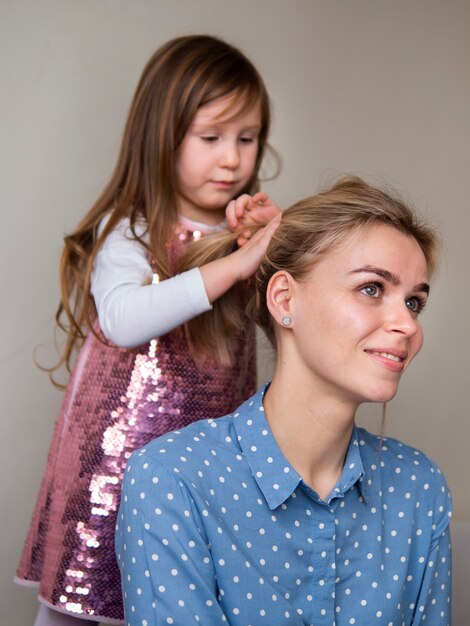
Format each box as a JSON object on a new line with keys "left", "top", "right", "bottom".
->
{"left": 239, "top": 136, "right": 256, "bottom": 144}
{"left": 361, "top": 283, "right": 381, "bottom": 298}
{"left": 406, "top": 297, "right": 426, "bottom": 314}
{"left": 201, "top": 135, "right": 218, "bottom": 143}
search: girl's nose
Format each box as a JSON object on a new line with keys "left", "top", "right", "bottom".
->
{"left": 219, "top": 142, "right": 240, "bottom": 168}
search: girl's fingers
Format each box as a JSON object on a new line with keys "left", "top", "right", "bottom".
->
{"left": 225, "top": 200, "right": 238, "bottom": 229}
{"left": 227, "top": 193, "right": 280, "bottom": 231}
{"left": 226, "top": 195, "right": 253, "bottom": 230}
{"left": 236, "top": 229, "right": 253, "bottom": 247}
{"left": 247, "top": 214, "right": 281, "bottom": 248}
{"left": 252, "top": 191, "right": 268, "bottom": 205}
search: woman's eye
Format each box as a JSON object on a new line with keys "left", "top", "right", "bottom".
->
{"left": 361, "top": 284, "right": 381, "bottom": 297}
{"left": 406, "top": 297, "right": 425, "bottom": 313}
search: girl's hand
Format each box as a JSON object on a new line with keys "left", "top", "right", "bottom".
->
{"left": 231, "top": 212, "right": 282, "bottom": 281}
{"left": 226, "top": 192, "right": 282, "bottom": 246}
{"left": 200, "top": 213, "right": 281, "bottom": 302}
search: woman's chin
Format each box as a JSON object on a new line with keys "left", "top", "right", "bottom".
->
{"left": 362, "top": 383, "right": 400, "bottom": 405}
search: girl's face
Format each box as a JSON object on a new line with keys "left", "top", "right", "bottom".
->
{"left": 283, "top": 223, "right": 429, "bottom": 408}
{"left": 175, "top": 96, "right": 262, "bottom": 225}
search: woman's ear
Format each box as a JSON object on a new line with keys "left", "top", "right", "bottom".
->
{"left": 266, "top": 271, "right": 294, "bottom": 327}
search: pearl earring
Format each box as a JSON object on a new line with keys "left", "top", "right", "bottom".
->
{"left": 282, "top": 316, "right": 292, "bottom": 326}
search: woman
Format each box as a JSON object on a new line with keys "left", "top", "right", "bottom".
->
{"left": 116, "top": 176, "right": 452, "bottom": 625}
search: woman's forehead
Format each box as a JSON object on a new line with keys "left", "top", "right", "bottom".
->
{"left": 308, "top": 223, "right": 429, "bottom": 281}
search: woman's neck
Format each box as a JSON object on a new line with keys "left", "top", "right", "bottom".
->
{"left": 263, "top": 369, "right": 357, "bottom": 500}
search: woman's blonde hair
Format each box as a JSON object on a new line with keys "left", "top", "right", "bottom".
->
{"left": 250, "top": 176, "right": 439, "bottom": 345}
{"left": 53, "top": 34, "right": 274, "bottom": 378}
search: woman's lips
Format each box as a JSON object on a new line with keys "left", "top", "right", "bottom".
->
{"left": 364, "top": 349, "right": 407, "bottom": 372}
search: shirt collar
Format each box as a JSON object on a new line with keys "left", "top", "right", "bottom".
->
{"left": 232, "top": 385, "right": 369, "bottom": 510}
{"left": 334, "top": 428, "right": 370, "bottom": 504}
{"left": 232, "top": 385, "right": 302, "bottom": 510}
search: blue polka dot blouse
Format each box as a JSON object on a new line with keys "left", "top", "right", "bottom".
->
{"left": 116, "top": 385, "right": 452, "bottom": 625}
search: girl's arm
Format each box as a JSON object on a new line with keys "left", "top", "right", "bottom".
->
{"left": 199, "top": 214, "right": 280, "bottom": 302}
{"left": 91, "top": 219, "right": 212, "bottom": 347}
{"left": 91, "top": 215, "right": 280, "bottom": 347}
{"left": 116, "top": 452, "right": 230, "bottom": 626}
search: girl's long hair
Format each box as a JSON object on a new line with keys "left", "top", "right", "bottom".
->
{"left": 54, "top": 35, "right": 274, "bottom": 379}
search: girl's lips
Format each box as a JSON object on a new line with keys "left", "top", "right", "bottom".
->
{"left": 212, "top": 180, "right": 237, "bottom": 188}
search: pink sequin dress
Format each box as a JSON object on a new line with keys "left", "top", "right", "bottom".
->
{"left": 16, "top": 221, "right": 256, "bottom": 624}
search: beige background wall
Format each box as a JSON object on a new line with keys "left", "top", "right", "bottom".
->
{"left": 1, "top": 1, "right": 469, "bottom": 625}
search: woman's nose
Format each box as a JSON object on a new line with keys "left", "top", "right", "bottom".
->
{"left": 385, "top": 303, "right": 420, "bottom": 336}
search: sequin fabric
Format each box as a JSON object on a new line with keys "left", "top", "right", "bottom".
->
{"left": 16, "top": 221, "right": 256, "bottom": 623}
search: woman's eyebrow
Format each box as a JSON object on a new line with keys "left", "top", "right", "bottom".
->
{"left": 349, "top": 265, "right": 430, "bottom": 294}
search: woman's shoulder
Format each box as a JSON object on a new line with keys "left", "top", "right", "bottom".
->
{"left": 356, "top": 426, "right": 441, "bottom": 472}
{"left": 356, "top": 427, "right": 452, "bottom": 518}
{"left": 127, "top": 414, "right": 236, "bottom": 472}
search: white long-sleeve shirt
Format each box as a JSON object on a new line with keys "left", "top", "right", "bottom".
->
{"left": 90, "top": 216, "right": 220, "bottom": 347}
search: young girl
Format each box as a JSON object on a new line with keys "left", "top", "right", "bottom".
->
{"left": 16, "top": 35, "right": 281, "bottom": 626}
{"left": 117, "top": 177, "right": 452, "bottom": 626}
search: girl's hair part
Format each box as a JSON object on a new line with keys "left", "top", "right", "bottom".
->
{"left": 52, "top": 34, "right": 274, "bottom": 380}
{"left": 249, "top": 176, "right": 440, "bottom": 345}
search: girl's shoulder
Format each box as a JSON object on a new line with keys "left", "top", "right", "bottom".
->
{"left": 98, "top": 212, "right": 148, "bottom": 239}
{"left": 98, "top": 212, "right": 225, "bottom": 245}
